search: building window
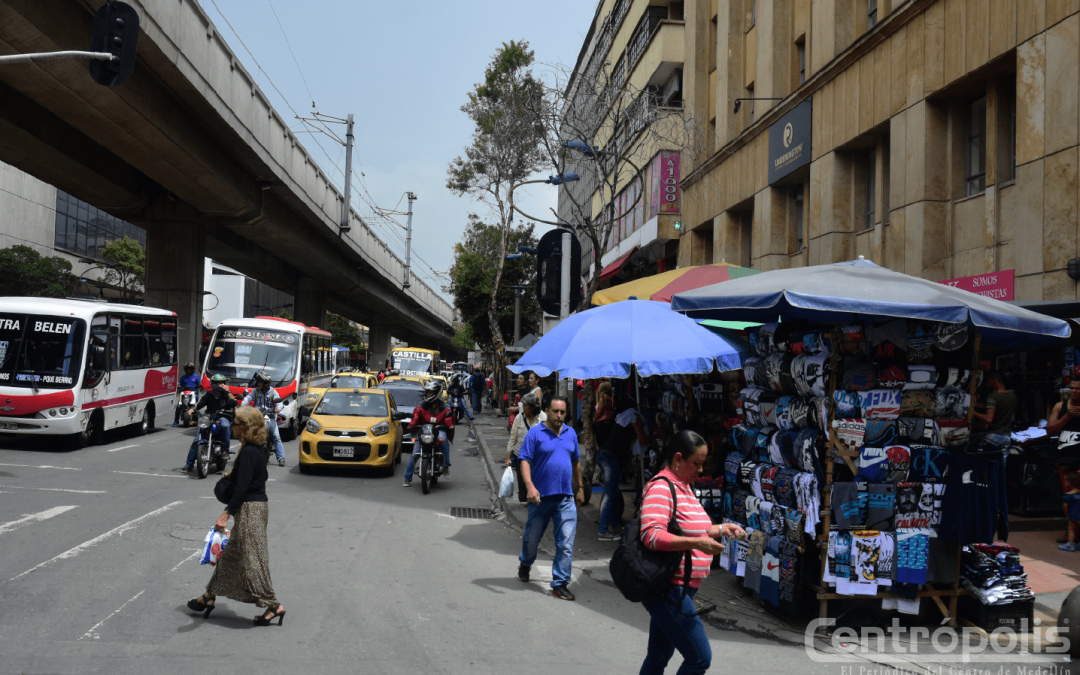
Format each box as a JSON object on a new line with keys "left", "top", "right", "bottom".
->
{"left": 865, "top": 149, "right": 877, "bottom": 229}
{"left": 966, "top": 96, "right": 987, "bottom": 196}
{"left": 53, "top": 191, "right": 146, "bottom": 261}
{"left": 748, "top": 0, "right": 756, "bottom": 29}
{"left": 792, "top": 185, "right": 804, "bottom": 252}
{"left": 797, "top": 41, "right": 806, "bottom": 85}
{"left": 867, "top": 0, "right": 878, "bottom": 29}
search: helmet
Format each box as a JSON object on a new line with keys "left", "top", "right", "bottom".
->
{"left": 254, "top": 371, "right": 271, "bottom": 387}
{"left": 422, "top": 380, "right": 443, "bottom": 404}
{"left": 210, "top": 373, "right": 229, "bottom": 389}
{"left": 184, "top": 362, "right": 196, "bottom": 372}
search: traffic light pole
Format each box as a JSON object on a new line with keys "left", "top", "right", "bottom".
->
{"left": 559, "top": 231, "right": 571, "bottom": 321}
{"left": 340, "top": 113, "right": 354, "bottom": 233}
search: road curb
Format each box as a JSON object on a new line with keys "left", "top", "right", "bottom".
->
{"left": 470, "top": 418, "right": 516, "bottom": 526}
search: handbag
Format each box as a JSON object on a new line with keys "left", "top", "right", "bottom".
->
{"left": 610, "top": 477, "right": 706, "bottom": 610}
{"left": 214, "top": 473, "right": 235, "bottom": 505}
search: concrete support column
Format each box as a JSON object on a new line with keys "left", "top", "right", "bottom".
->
{"left": 144, "top": 224, "right": 205, "bottom": 370}
{"left": 294, "top": 277, "right": 327, "bottom": 329}
{"left": 368, "top": 323, "right": 392, "bottom": 372}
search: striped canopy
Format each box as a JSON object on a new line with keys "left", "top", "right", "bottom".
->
{"left": 591, "top": 262, "right": 761, "bottom": 305}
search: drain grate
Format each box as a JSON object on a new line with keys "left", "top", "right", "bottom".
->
{"left": 450, "top": 507, "right": 493, "bottom": 519}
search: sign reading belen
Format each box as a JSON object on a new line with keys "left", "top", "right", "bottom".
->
{"left": 768, "top": 100, "right": 813, "bottom": 184}
{"left": 938, "top": 269, "right": 1015, "bottom": 301}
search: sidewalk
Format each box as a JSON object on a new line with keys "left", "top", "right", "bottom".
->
{"left": 469, "top": 408, "right": 1078, "bottom": 655}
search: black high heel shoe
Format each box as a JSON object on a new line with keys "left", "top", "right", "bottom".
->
{"left": 187, "top": 594, "right": 216, "bottom": 618}
{"left": 254, "top": 605, "right": 285, "bottom": 626}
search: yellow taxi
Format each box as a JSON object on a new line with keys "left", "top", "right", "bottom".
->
{"left": 299, "top": 370, "right": 379, "bottom": 422}
{"left": 299, "top": 388, "right": 410, "bottom": 475}
{"left": 382, "top": 374, "right": 449, "bottom": 402}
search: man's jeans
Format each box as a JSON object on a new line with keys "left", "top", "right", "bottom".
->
{"left": 451, "top": 396, "right": 473, "bottom": 421}
{"left": 186, "top": 418, "right": 230, "bottom": 467}
{"left": 639, "top": 585, "right": 712, "bottom": 675}
{"left": 596, "top": 451, "right": 624, "bottom": 534}
{"left": 266, "top": 418, "right": 285, "bottom": 460}
{"left": 519, "top": 495, "right": 577, "bottom": 588}
{"left": 404, "top": 431, "right": 450, "bottom": 481}
{"left": 470, "top": 391, "right": 483, "bottom": 416}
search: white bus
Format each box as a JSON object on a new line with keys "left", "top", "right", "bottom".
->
{"left": 202, "top": 317, "right": 334, "bottom": 440}
{"left": 0, "top": 297, "right": 179, "bottom": 447}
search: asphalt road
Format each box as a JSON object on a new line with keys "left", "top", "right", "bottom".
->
{"left": 0, "top": 416, "right": 848, "bottom": 675}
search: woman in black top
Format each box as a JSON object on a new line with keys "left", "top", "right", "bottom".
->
{"left": 187, "top": 406, "right": 285, "bottom": 626}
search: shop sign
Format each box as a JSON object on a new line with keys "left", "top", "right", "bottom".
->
{"left": 768, "top": 100, "right": 813, "bottom": 184}
{"left": 938, "top": 269, "right": 1014, "bottom": 300}
{"left": 650, "top": 151, "right": 681, "bottom": 215}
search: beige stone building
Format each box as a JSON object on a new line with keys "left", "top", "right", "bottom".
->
{"left": 669, "top": 0, "right": 1080, "bottom": 302}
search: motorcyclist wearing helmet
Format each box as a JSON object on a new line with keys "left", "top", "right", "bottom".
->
{"left": 173, "top": 363, "right": 202, "bottom": 426}
{"left": 242, "top": 371, "right": 286, "bottom": 466}
{"left": 184, "top": 373, "right": 237, "bottom": 472}
{"left": 448, "top": 373, "right": 473, "bottom": 422}
{"left": 403, "top": 380, "right": 454, "bottom": 487}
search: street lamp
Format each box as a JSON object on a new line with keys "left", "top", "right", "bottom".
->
{"left": 732, "top": 97, "right": 783, "bottom": 113}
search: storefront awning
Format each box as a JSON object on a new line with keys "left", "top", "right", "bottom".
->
{"left": 598, "top": 247, "right": 638, "bottom": 281}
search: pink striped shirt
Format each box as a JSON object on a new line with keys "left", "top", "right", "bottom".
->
{"left": 639, "top": 468, "right": 714, "bottom": 587}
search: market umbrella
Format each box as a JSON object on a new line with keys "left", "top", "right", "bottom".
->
{"left": 671, "top": 259, "right": 1071, "bottom": 349}
{"left": 591, "top": 262, "right": 761, "bottom": 305}
{"left": 507, "top": 299, "right": 748, "bottom": 379}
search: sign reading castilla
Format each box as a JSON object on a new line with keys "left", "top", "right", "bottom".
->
{"left": 768, "top": 100, "right": 813, "bottom": 184}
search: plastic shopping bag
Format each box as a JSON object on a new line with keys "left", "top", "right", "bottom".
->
{"left": 199, "top": 527, "right": 230, "bottom": 566}
{"left": 499, "top": 466, "right": 515, "bottom": 498}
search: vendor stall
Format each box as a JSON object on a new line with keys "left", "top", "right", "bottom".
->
{"left": 671, "top": 259, "right": 1071, "bottom": 630}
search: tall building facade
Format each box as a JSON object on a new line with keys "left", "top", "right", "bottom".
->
{"left": 564, "top": 0, "right": 1080, "bottom": 302}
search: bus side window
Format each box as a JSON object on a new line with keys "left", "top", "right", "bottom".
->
{"left": 144, "top": 317, "right": 164, "bottom": 366}
{"left": 108, "top": 315, "right": 122, "bottom": 370}
{"left": 161, "top": 321, "right": 177, "bottom": 365}
{"left": 124, "top": 316, "right": 144, "bottom": 368}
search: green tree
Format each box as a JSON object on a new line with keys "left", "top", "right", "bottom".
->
{"left": 100, "top": 236, "right": 145, "bottom": 302}
{"left": 277, "top": 309, "right": 295, "bottom": 321}
{"left": 326, "top": 312, "right": 365, "bottom": 351}
{"left": 451, "top": 322, "right": 475, "bottom": 351}
{"left": 446, "top": 214, "right": 540, "bottom": 353}
{"left": 447, "top": 41, "right": 545, "bottom": 395}
{"left": 0, "top": 245, "right": 77, "bottom": 298}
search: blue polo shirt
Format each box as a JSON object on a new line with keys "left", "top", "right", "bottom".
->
{"left": 518, "top": 422, "right": 579, "bottom": 498}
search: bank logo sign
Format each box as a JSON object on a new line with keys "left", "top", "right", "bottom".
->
{"left": 769, "top": 100, "right": 813, "bottom": 184}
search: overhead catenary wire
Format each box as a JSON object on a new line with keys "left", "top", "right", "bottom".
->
{"left": 265, "top": 0, "right": 317, "bottom": 109}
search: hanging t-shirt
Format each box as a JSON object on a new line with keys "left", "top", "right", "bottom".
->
{"left": 831, "top": 481, "right": 865, "bottom": 529}
{"left": 826, "top": 531, "right": 853, "bottom": 581}
{"left": 937, "top": 367, "right": 972, "bottom": 389}
{"left": 778, "top": 539, "right": 800, "bottom": 609}
{"left": 833, "top": 418, "right": 866, "bottom": 453}
{"left": 935, "top": 386, "right": 971, "bottom": 419}
{"left": 770, "top": 502, "right": 787, "bottom": 537}
{"left": 834, "top": 390, "right": 863, "bottom": 418}
{"left": 877, "top": 365, "right": 907, "bottom": 389}
{"left": 897, "top": 417, "right": 938, "bottom": 445}
{"left": 896, "top": 528, "right": 932, "bottom": 584}
{"left": 775, "top": 396, "right": 795, "bottom": 431}
{"left": 774, "top": 468, "right": 800, "bottom": 508}
{"left": 742, "top": 530, "right": 767, "bottom": 593}
{"left": 724, "top": 450, "right": 745, "bottom": 486}
{"left": 904, "top": 365, "right": 938, "bottom": 391}
{"left": 935, "top": 322, "right": 968, "bottom": 352}
{"left": 792, "top": 355, "right": 814, "bottom": 397}
{"left": 759, "top": 500, "right": 775, "bottom": 536}
{"left": 788, "top": 396, "right": 810, "bottom": 429}
{"left": 840, "top": 357, "right": 878, "bottom": 391}
{"left": 894, "top": 483, "right": 932, "bottom": 529}
{"left": 751, "top": 465, "right": 767, "bottom": 501}
{"left": 900, "top": 390, "right": 937, "bottom": 417}
{"left": 763, "top": 352, "right": 787, "bottom": 392}
{"left": 784, "top": 509, "right": 805, "bottom": 545}
{"left": 864, "top": 420, "right": 899, "bottom": 448}
{"left": 754, "top": 428, "right": 772, "bottom": 463}
{"left": 768, "top": 430, "right": 786, "bottom": 466}
{"left": 907, "top": 322, "right": 936, "bottom": 364}
{"left": 870, "top": 319, "right": 909, "bottom": 364}
{"left": 936, "top": 418, "right": 970, "bottom": 448}
{"left": 804, "top": 354, "right": 830, "bottom": 398}
{"left": 740, "top": 386, "right": 765, "bottom": 426}
{"left": 907, "top": 445, "right": 950, "bottom": 483}
{"left": 851, "top": 530, "right": 884, "bottom": 586}
{"left": 856, "top": 446, "right": 890, "bottom": 482}
{"left": 794, "top": 428, "right": 822, "bottom": 481}
{"left": 732, "top": 491, "right": 747, "bottom": 526}
{"left": 745, "top": 495, "right": 762, "bottom": 531}
{"left": 861, "top": 390, "right": 902, "bottom": 420}
{"left": 794, "top": 472, "right": 820, "bottom": 535}
{"left": 938, "top": 451, "right": 1009, "bottom": 544}
{"left": 866, "top": 483, "right": 896, "bottom": 530}
{"left": 777, "top": 353, "right": 798, "bottom": 396}
{"left": 759, "top": 536, "right": 783, "bottom": 607}
{"left": 884, "top": 445, "right": 911, "bottom": 483}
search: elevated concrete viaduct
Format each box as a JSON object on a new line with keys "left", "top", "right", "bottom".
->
{"left": 0, "top": 0, "right": 453, "bottom": 367}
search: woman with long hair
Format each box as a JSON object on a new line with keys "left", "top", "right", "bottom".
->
{"left": 187, "top": 405, "right": 286, "bottom": 626}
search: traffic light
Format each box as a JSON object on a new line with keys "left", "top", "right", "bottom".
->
{"left": 536, "top": 229, "right": 582, "bottom": 316}
{"left": 89, "top": 2, "right": 140, "bottom": 87}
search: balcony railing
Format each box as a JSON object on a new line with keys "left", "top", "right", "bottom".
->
{"left": 627, "top": 9, "right": 667, "bottom": 74}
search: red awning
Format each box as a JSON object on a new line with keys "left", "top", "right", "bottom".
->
{"left": 598, "top": 247, "right": 638, "bottom": 281}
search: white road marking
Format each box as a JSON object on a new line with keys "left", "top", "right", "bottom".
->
{"left": 0, "top": 506, "right": 78, "bottom": 536}
{"left": 0, "top": 463, "right": 80, "bottom": 471}
{"left": 435, "top": 513, "right": 457, "bottom": 519}
{"left": 106, "top": 444, "right": 140, "bottom": 453}
{"left": 111, "top": 471, "right": 183, "bottom": 478}
{"left": 166, "top": 550, "right": 200, "bottom": 575}
{"left": 78, "top": 590, "right": 144, "bottom": 641}
{"left": 0, "top": 485, "right": 105, "bottom": 494}
{"left": 8, "top": 501, "right": 183, "bottom": 582}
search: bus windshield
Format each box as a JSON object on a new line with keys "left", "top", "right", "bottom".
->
{"left": 391, "top": 350, "right": 433, "bottom": 376}
{"left": 0, "top": 313, "right": 86, "bottom": 390}
{"left": 206, "top": 328, "right": 298, "bottom": 387}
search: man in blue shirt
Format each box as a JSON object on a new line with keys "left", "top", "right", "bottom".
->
{"left": 173, "top": 363, "right": 201, "bottom": 426}
{"left": 517, "top": 396, "right": 584, "bottom": 601}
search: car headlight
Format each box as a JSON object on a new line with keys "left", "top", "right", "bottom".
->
{"left": 370, "top": 421, "right": 389, "bottom": 437}
{"left": 305, "top": 418, "right": 322, "bottom": 434}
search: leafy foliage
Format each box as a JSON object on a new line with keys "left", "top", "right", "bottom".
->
{"left": 451, "top": 322, "right": 475, "bottom": 351}
{"left": 100, "top": 236, "right": 145, "bottom": 302}
{"left": 446, "top": 215, "right": 540, "bottom": 353}
{"left": 0, "top": 245, "right": 77, "bottom": 298}
{"left": 327, "top": 312, "right": 366, "bottom": 352}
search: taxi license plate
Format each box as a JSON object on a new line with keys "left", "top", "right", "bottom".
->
{"left": 0, "top": 422, "right": 16, "bottom": 431}
{"left": 332, "top": 446, "right": 354, "bottom": 458}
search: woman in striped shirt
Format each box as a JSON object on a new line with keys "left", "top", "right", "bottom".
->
{"left": 639, "top": 430, "right": 745, "bottom": 675}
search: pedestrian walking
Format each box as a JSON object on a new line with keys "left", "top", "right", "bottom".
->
{"left": 638, "top": 430, "right": 744, "bottom": 675}
{"left": 468, "top": 366, "right": 485, "bottom": 415}
{"left": 597, "top": 398, "right": 650, "bottom": 540}
{"left": 187, "top": 406, "right": 286, "bottom": 626}
{"left": 506, "top": 394, "right": 546, "bottom": 506}
{"left": 517, "top": 396, "right": 584, "bottom": 600}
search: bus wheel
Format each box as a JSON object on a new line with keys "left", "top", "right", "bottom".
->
{"left": 73, "top": 411, "right": 104, "bottom": 448}
{"left": 135, "top": 408, "right": 149, "bottom": 436}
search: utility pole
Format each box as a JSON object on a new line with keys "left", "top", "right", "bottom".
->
{"left": 513, "top": 288, "right": 522, "bottom": 345}
{"left": 559, "top": 230, "right": 571, "bottom": 322}
{"left": 340, "top": 113, "right": 354, "bottom": 232}
{"left": 404, "top": 192, "right": 416, "bottom": 289}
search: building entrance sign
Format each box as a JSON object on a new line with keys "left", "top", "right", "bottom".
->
{"left": 768, "top": 101, "right": 813, "bottom": 184}
{"left": 938, "top": 269, "right": 1014, "bottom": 301}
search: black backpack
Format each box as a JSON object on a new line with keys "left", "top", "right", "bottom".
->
{"left": 609, "top": 477, "right": 692, "bottom": 602}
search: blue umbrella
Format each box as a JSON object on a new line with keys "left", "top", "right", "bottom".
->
{"left": 507, "top": 299, "right": 748, "bottom": 379}
{"left": 671, "top": 259, "right": 1071, "bottom": 349}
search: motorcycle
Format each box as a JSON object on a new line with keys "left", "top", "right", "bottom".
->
{"left": 416, "top": 423, "right": 449, "bottom": 495}
{"left": 450, "top": 393, "right": 465, "bottom": 423}
{"left": 259, "top": 412, "right": 285, "bottom": 462}
{"left": 177, "top": 390, "right": 198, "bottom": 427}
{"left": 194, "top": 410, "right": 234, "bottom": 479}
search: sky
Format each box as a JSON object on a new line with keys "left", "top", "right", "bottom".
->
{"left": 200, "top": 0, "right": 600, "bottom": 302}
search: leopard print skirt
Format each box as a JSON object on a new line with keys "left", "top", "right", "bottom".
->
{"left": 206, "top": 501, "right": 278, "bottom": 608}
